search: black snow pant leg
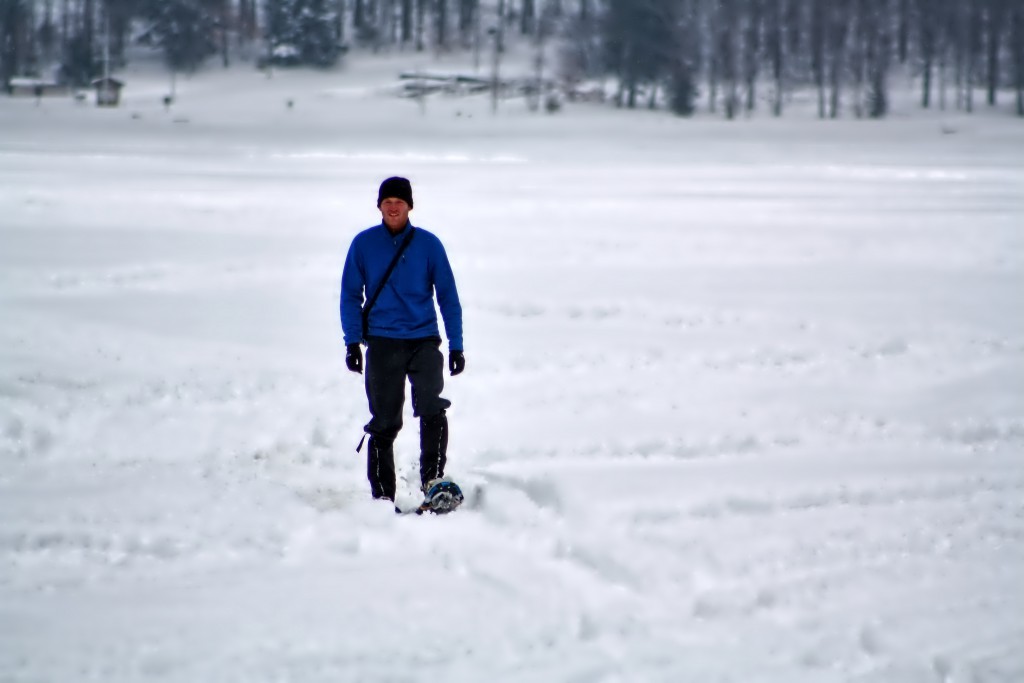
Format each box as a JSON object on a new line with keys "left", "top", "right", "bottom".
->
{"left": 407, "top": 338, "right": 451, "bottom": 489}
{"left": 367, "top": 435, "right": 396, "bottom": 501}
{"left": 364, "top": 338, "right": 408, "bottom": 439}
{"left": 419, "top": 411, "right": 448, "bottom": 489}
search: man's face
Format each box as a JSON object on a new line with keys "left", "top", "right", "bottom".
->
{"left": 380, "top": 197, "right": 410, "bottom": 231}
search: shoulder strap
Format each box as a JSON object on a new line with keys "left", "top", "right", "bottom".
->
{"left": 361, "top": 227, "right": 416, "bottom": 340}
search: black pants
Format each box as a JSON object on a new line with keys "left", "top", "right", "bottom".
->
{"left": 364, "top": 336, "right": 451, "bottom": 499}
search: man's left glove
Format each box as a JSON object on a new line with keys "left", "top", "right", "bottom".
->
{"left": 346, "top": 343, "right": 363, "bottom": 374}
{"left": 449, "top": 350, "right": 465, "bottom": 376}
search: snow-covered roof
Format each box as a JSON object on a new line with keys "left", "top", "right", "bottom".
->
{"left": 9, "top": 77, "right": 58, "bottom": 88}
{"left": 90, "top": 77, "right": 125, "bottom": 87}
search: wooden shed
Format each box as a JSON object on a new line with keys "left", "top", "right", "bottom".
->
{"left": 91, "top": 77, "right": 124, "bottom": 107}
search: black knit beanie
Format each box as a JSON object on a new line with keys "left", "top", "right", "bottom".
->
{"left": 377, "top": 176, "right": 413, "bottom": 208}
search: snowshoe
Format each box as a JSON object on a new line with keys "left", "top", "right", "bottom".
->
{"left": 419, "top": 477, "right": 464, "bottom": 515}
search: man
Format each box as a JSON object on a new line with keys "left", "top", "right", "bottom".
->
{"left": 340, "top": 176, "right": 465, "bottom": 504}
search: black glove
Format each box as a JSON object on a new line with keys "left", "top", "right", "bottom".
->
{"left": 449, "top": 350, "right": 465, "bottom": 376}
{"left": 346, "top": 343, "right": 363, "bottom": 374}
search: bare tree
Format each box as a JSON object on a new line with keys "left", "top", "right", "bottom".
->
{"left": 743, "top": 0, "right": 762, "bottom": 112}
{"left": 435, "top": 0, "right": 449, "bottom": 50}
{"left": 865, "top": 0, "right": 891, "bottom": 118}
{"left": 985, "top": 0, "right": 1006, "bottom": 106}
{"left": 719, "top": 0, "right": 741, "bottom": 118}
{"left": 415, "top": 0, "right": 425, "bottom": 50}
{"left": 1014, "top": 0, "right": 1024, "bottom": 115}
{"left": 896, "top": 0, "right": 909, "bottom": 63}
{"left": 706, "top": 0, "right": 718, "bottom": 113}
{"left": 810, "top": 0, "right": 827, "bottom": 118}
{"left": 951, "top": 0, "right": 982, "bottom": 112}
{"left": 917, "top": 0, "right": 937, "bottom": 108}
{"left": 827, "top": 0, "right": 849, "bottom": 118}
{"left": 458, "top": 0, "right": 477, "bottom": 48}
{"left": 521, "top": 0, "right": 535, "bottom": 35}
{"left": 764, "top": 0, "right": 786, "bottom": 116}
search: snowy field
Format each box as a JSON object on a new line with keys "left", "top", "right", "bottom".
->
{"left": 2, "top": 52, "right": 1024, "bottom": 682}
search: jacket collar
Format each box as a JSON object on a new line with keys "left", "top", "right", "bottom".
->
{"left": 381, "top": 222, "right": 413, "bottom": 240}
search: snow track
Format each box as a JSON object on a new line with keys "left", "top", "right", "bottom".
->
{"left": 2, "top": 60, "right": 1023, "bottom": 681}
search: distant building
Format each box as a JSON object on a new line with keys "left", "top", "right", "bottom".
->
{"left": 92, "top": 77, "right": 124, "bottom": 107}
{"left": 7, "top": 77, "right": 68, "bottom": 98}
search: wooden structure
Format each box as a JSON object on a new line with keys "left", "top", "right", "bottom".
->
{"left": 91, "top": 77, "right": 124, "bottom": 107}
{"left": 7, "top": 77, "right": 68, "bottom": 98}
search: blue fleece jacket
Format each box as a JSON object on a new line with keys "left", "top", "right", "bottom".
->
{"left": 340, "top": 223, "right": 463, "bottom": 350}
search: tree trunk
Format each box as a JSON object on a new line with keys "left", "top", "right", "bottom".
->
{"left": 436, "top": 0, "right": 448, "bottom": 50}
{"left": 61, "top": 0, "right": 70, "bottom": 64}
{"left": 84, "top": 0, "right": 95, "bottom": 74}
{"left": 784, "top": 0, "right": 801, "bottom": 56}
{"left": 400, "top": 0, "right": 412, "bottom": 44}
{"left": 897, "top": 0, "right": 910, "bottom": 62}
{"left": 768, "top": 0, "right": 785, "bottom": 116}
{"left": 220, "top": 0, "right": 230, "bottom": 68}
{"left": 986, "top": 0, "right": 1002, "bottom": 106}
{"left": 919, "top": 0, "right": 934, "bottom": 108}
{"left": 811, "top": 0, "right": 826, "bottom": 119}
{"left": 521, "top": 0, "right": 534, "bottom": 36}
{"left": 415, "top": 0, "right": 425, "bottom": 50}
{"left": 966, "top": 2, "right": 978, "bottom": 113}
{"left": 828, "top": 3, "right": 848, "bottom": 118}
{"left": 938, "top": 30, "right": 948, "bottom": 110}
{"left": 955, "top": 2, "right": 966, "bottom": 110}
{"left": 459, "top": 0, "right": 476, "bottom": 47}
{"left": 718, "top": 0, "right": 739, "bottom": 119}
{"left": 851, "top": 0, "right": 866, "bottom": 117}
{"left": 744, "top": 0, "right": 762, "bottom": 112}
{"left": 354, "top": 0, "right": 365, "bottom": 34}
{"left": 1014, "top": 2, "right": 1024, "bottom": 115}
{"left": 867, "top": 0, "right": 890, "bottom": 118}
{"left": 496, "top": 0, "right": 505, "bottom": 52}
{"left": 337, "top": 0, "right": 346, "bottom": 46}
{"left": 707, "top": 1, "right": 718, "bottom": 113}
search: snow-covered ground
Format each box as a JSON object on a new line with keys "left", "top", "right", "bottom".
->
{"left": 2, "top": 51, "right": 1023, "bottom": 682}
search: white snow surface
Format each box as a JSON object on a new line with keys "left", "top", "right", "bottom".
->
{"left": 2, "top": 52, "right": 1024, "bottom": 682}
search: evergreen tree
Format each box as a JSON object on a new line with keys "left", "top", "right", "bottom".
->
{"left": 104, "top": 0, "right": 141, "bottom": 67}
{"left": 148, "top": 0, "right": 217, "bottom": 72}
{"left": 669, "top": 0, "right": 700, "bottom": 116}
{"left": 266, "top": 0, "right": 341, "bottom": 66}
{"left": 1, "top": 0, "right": 28, "bottom": 87}
{"left": 603, "top": 0, "right": 677, "bottom": 109}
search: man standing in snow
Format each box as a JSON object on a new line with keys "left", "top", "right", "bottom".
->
{"left": 340, "top": 176, "right": 465, "bottom": 503}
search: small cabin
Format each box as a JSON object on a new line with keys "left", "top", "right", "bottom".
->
{"left": 7, "top": 77, "right": 68, "bottom": 98}
{"left": 91, "top": 77, "right": 124, "bottom": 107}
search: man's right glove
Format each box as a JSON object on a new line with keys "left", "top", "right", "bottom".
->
{"left": 346, "top": 343, "right": 363, "bottom": 374}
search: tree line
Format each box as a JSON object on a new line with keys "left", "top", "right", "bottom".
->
{"left": 592, "top": 0, "right": 1024, "bottom": 118}
{"left": 2, "top": 0, "right": 1022, "bottom": 117}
